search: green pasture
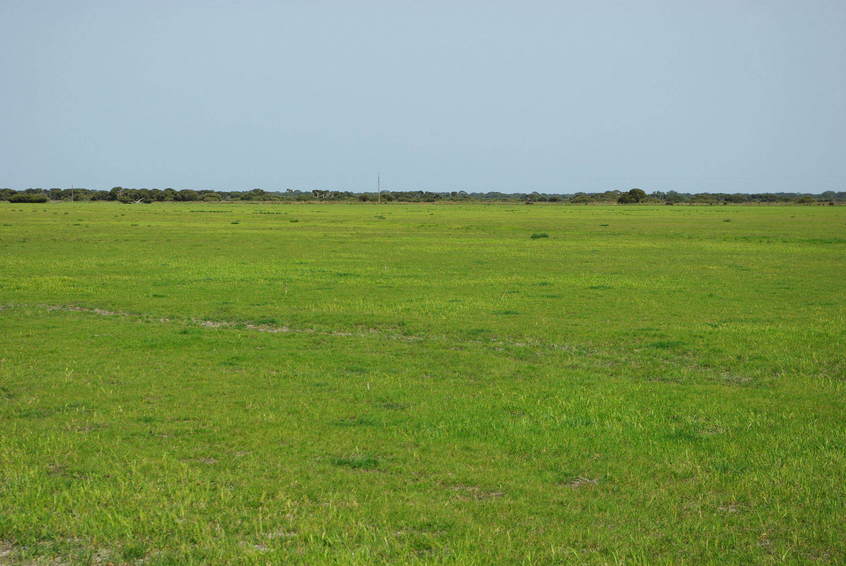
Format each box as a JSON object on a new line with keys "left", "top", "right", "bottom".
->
{"left": 1, "top": 202, "right": 844, "bottom": 564}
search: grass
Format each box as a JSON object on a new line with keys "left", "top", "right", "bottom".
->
{"left": 1, "top": 201, "right": 845, "bottom": 564}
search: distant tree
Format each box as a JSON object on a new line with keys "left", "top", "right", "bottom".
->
{"left": 59, "top": 188, "right": 77, "bottom": 200}
{"left": 178, "top": 189, "right": 200, "bottom": 201}
{"left": 601, "top": 190, "right": 622, "bottom": 202}
{"left": 241, "top": 189, "right": 269, "bottom": 201}
{"left": 618, "top": 188, "right": 647, "bottom": 204}
{"left": 9, "top": 192, "right": 48, "bottom": 203}
{"left": 691, "top": 194, "right": 718, "bottom": 205}
{"left": 115, "top": 189, "right": 134, "bottom": 203}
{"left": 114, "top": 188, "right": 152, "bottom": 203}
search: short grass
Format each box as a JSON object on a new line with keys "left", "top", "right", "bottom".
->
{"left": 1, "top": 202, "right": 844, "bottom": 564}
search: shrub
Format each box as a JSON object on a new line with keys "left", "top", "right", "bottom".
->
{"left": 9, "top": 193, "right": 48, "bottom": 203}
{"left": 530, "top": 233, "right": 549, "bottom": 239}
{"left": 618, "top": 188, "right": 646, "bottom": 204}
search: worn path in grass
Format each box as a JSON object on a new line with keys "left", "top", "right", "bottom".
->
{"left": 1, "top": 202, "right": 845, "bottom": 564}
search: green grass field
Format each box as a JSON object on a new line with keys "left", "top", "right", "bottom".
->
{"left": 1, "top": 202, "right": 844, "bottom": 565}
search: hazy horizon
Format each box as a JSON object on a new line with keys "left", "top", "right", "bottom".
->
{"left": 2, "top": 0, "right": 844, "bottom": 194}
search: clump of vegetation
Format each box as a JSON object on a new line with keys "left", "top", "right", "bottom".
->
{"left": 617, "top": 188, "right": 647, "bottom": 204}
{"left": 530, "top": 232, "right": 549, "bottom": 239}
{"left": 331, "top": 454, "right": 379, "bottom": 470}
{"left": 9, "top": 192, "right": 48, "bottom": 203}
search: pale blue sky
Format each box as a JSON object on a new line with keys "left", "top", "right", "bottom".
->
{"left": 1, "top": 0, "right": 844, "bottom": 193}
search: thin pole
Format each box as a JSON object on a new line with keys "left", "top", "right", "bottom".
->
{"left": 377, "top": 173, "right": 381, "bottom": 203}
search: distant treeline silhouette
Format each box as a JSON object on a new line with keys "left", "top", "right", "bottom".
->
{"left": 2, "top": 186, "right": 844, "bottom": 205}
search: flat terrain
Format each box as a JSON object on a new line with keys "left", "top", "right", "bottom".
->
{"left": 1, "top": 202, "right": 844, "bottom": 565}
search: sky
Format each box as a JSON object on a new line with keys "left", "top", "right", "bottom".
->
{"left": 1, "top": 0, "right": 844, "bottom": 194}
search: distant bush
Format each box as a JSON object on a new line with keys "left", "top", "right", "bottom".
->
{"left": 530, "top": 233, "right": 549, "bottom": 239}
{"left": 9, "top": 193, "right": 48, "bottom": 203}
{"left": 618, "top": 188, "right": 646, "bottom": 204}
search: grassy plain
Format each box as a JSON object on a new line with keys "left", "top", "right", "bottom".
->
{"left": 1, "top": 202, "right": 845, "bottom": 565}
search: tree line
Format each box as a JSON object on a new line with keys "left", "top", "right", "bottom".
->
{"left": 1, "top": 186, "right": 844, "bottom": 205}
